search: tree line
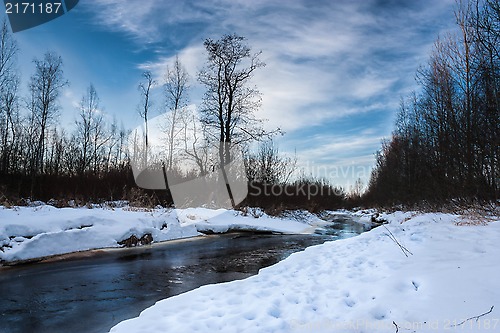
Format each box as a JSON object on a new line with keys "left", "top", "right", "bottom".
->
{"left": 365, "top": 0, "right": 500, "bottom": 205}
{"left": 0, "top": 18, "right": 132, "bottom": 201}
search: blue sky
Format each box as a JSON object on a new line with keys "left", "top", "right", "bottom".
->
{"left": 3, "top": 0, "right": 457, "bottom": 189}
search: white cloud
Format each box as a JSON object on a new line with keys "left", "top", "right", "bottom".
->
{"left": 88, "top": 1, "right": 161, "bottom": 42}
{"left": 290, "top": 132, "right": 386, "bottom": 188}
{"left": 138, "top": 44, "right": 205, "bottom": 84}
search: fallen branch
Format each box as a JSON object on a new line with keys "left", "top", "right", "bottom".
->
{"left": 392, "top": 320, "right": 413, "bottom": 332}
{"left": 393, "top": 321, "right": 399, "bottom": 333}
{"left": 383, "top": 225, "right": 413, "bottom": 257}
{"left": 450, "top": 306, "right": 494, "bottom": 327}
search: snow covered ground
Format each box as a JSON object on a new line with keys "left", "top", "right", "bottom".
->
{"left": 110, "top": 211, "right": 500, "bottom": 333}
{"left": 0, "top": 204, "right": 323, "bottom": 264}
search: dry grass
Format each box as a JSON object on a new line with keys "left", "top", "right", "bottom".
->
{"left": 126, "top": 187, "right": 156, "bottom": 208}
{"left": 0, "top": 188, "right": 13, "bottom": 208}
{"left": 455, "top": 211, "right": 497, "bottom": 226}
{"left": 390, "top": 200, "right": 499, "bottom": 226}
{"left": 400, "top": 212, "right": 420, "bottom": 224}
{"left": 122, "top": 206, "right": 155, "bottom": 213}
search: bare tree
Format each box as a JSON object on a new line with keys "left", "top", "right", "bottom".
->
{"left": 115, "top": 124, "right": 129, "bottom": 170}
{"left": 0, "top": 19, "right": 19, "bottom": 174}
{"left": 28, "top": 51, "right": 68, "bottom": 175}
{"left": 455, "top": 1, "right": 477, "bottom": 187}
{"left": 349, "top": 178, "right": 364, "bottom": 200}
{"left": 0, "top": 19, "right": 17, "bottom": 88}
{"left": 163, "top": 55, "right": 189, "bottom": 171}
{"left": 181, "top": 110, "right": 210, "bottom": 176}
{"left": 138, "top": 71, "right": 156, "bottom": 149}
{"left": 473, "top": 0, "right": 500, "bottom": 197}
{"left": 103, "top": 117, "right": 119, "bottom": 173}
{"left": 199, "top": 34, "right": 271, "bottom": 152}
{"left": 90, "top": 110, "right": 109, "bottom": 175}
{"left": 63, "top": 134, "right": 80, "bottom": 176}
{"left": 75, "top": 84, "right": 99, "bottom": 175}
{"left": 245, "top": 139, "right": 297, "bottom": 185}
{"left": 198, "top": 34, "right": 274, "bottom": 206}
{"left": 46, "top": 126, "right": 65, "bottom": 176}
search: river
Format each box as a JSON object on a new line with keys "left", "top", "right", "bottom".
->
{"left": 0, "top": 217, "right": 367, "bottom": 333}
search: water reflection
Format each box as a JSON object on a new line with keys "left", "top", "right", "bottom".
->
{"left": 314, "top": 214, "right": 370, "bottom": 237}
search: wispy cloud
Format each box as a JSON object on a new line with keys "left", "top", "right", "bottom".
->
{"left": 84, "top": 0, "right": 457, "bottom": 184}
{"left": 87, "top": 1, "right": 161, "bottom": 43}
{"left": 137, "top": 44, "right": 205, "bottom": 84}
{"left": 290, "top": 131, "right": 387, "bottom": 188}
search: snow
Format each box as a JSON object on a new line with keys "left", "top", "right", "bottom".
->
{"left": 0, "top": 204, "right": 320, "bottom": 263}
{"left": 177, "top": 207, "right": 322, "bottom": 234}
{"left": 110, "top": 211, "right": 500, "bottom": 333}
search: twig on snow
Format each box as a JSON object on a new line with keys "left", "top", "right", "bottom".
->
{"left": 450, "top": 306, "right": 494, "bottom": 327}
{"left": 383, "top": 225, "right": 413, "bottom": 257}
{"left": 393, "top": 321, "right": 399, "bottom": 333}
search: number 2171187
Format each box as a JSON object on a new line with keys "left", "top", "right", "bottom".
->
{"left": 5, "top": 2, "right": 62, "bottom": 14}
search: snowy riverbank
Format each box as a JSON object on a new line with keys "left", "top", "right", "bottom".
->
{"left": 0, "top": 204, "right": 326, "bottom": 264}
{"left": 110, "top": 210, "right": 500, "bottom": 333}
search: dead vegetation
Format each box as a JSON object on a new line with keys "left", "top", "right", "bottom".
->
{"left": 118, "top": 233, "right": 154, "bottom": 247}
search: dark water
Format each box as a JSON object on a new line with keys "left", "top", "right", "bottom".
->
{"left": 0, "top": 219, "right": 367, "bottom": 333}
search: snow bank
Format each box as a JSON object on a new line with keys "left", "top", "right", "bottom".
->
{"left": 110, "top": 211, "right": 500, "bottom": 333}
{"left": 0, "top": 205, "right": 197, "bottom": 263}
{"left": 0, "top": 205, "right": 318, "bottom": 263}
{"left": 177, "top": 208, "right": 320, "bottom": 234}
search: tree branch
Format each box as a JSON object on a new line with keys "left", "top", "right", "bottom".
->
{"left": 383, "top": 225, "right": 413, "bottom": 257}
{"left": 450, "top": 306, "right": 494, "bottom": 327}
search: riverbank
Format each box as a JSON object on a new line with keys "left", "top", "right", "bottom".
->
{"left": 110, "top": 210, "right": 500, "bottom": 333}
{"left": 0, "top": 204, "right": 332, "bottom": 265}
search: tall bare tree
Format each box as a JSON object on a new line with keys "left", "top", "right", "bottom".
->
{"left": 28, "top": 51, "right": 67, "bottom": 175}
{"left": 198, "top": 34, "right": 272, "bottom": 207}
{"left": 75, "top": 84, "right": 102, "bottom": 175}
{"left": 0, "top": 19, "right": 19, "bottom": 174}
{"left": 181, "top": 110, "right": 210, "bottom": 176}
{"left": 0, "top": 19, "right": 17, "bottom": 88}
{"left": 163, "top": 55, "right": 189, "bottom": 171}
{"left": 138, "top": 71, "right": 155, "bottom": 149}
{"left": 455, "top": 1, "right": 477, "bottom": 187}
{"left": 46, "top": 126, "right": 65, "bottom": 176}
{"left": 199, "top": 34, "right": 269, "bottom": 154}
{"left": 473, "top": 0, "right": 500, "bottom": 197}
